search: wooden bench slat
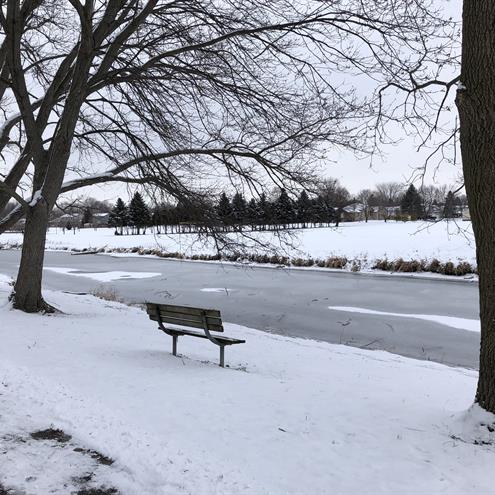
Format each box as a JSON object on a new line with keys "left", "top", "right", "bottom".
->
{"left": 163, "top": 327, "right": 245, "bottom": 344}
{"left": 148, "top": 313, "right": 224, "bottom": 332}
{"left": 146, "top": 302, "right": 220, "bottom": 318}
{"left": 146, "top": 307, "right": 222, "bottom": 327}
{"left": 145, "top": 302, "right": 245, "bottom": 366}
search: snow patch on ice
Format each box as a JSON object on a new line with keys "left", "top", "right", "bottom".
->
{"left": 44, "top": 267, "right": 161, "bottom": 282}
{"left": 328, "top": 306, "right": 480, "bottom": 333}
{"left": 200, "top": 287, "right": 232, "bottom": 293}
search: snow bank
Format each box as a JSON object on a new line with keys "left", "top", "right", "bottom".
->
{"left": 0, "top": 220, "right": 476, "bottom": 267}
{"left": 0, "top": 279, "right": 493, "bottom": 494}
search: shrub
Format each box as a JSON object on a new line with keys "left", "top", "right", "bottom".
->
{"left": 427, "top": 258, "right": 442, "bottom": 273}
{"left": 325, "top": 256, "right": 348, "bottom": 269}
{"left": 442, "top": 261, "right": 456, "bottom": 276}
{"left": 373, "top": 258, "right": 393, "bottom": 271}
{"left": 92, "top": 287, "right": 123, "bottom": 303}
{"left": 395, "top": 259, "right": 422, "bottom": 272}
{"left": 455, "top": 261, "right": 475, "bottom": 276}
{"left": 351, "top": 260, "right": 361, "bottom": 272}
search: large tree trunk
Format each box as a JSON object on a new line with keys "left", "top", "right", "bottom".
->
{"left": 456, "top": 0, "right": 495, "bottom": 413}
{"left": 11, "top": 199, "right": 52, "bottom": 313}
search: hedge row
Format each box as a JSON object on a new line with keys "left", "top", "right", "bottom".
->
{"left": 66, "top": 246, "right": 479, "bottom": 277}
{"left": 0, "top": 242, "right": 477, "bottom": 277}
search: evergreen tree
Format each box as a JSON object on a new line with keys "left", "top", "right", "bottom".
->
{"left": 246, "top": 198, "right": 259, "bottom": 226}
{"left": 312, "top": 195, "right": 334, "bottom": 224}
{"left": 128, "top": 192, "right": 151, "bottom": 234}
{"left": 231, "top": 192, "right": 247, "bottom": 224}
{"left": 217, "top": 192, "right": 232, "bottom": 225}
{"left": 108, "top": 198, "right": 128, "bottom": 235}
{"left": 257, "top": 192, "right": 271, "bottom": 226}
{"left": 81, "top": 207, "right": 92, "bottom": 227}
{"left": 296, "top": 190, "right": 311, "bottom": 224}
{"left": 274, "top": 189, "right": 294, "bottom": 225}
{"left": 400, "top": 184, "right": 423, "bottom": 219}
{"left": 443, "top": 191, "right": 456, "bottom": 219}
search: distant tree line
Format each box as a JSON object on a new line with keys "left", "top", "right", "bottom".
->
{"left": 102, "top": 180, "right": 467, "bottom": 236}
{"left": 6, "top": 178, "right": 464, "bottom": 235}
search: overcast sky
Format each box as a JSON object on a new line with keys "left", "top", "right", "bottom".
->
{"left": 72, "top": 0, "right": 463, "bottom": 203}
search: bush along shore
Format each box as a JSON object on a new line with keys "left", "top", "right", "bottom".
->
{"left": 0, "top": 241, "right": 478, "bottom": 278}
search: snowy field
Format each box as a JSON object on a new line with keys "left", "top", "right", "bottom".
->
{"left": 0, "top": 220, "right": 476, "bottom": 267}
{"left": 0, "top": 274, "right": 493, "bottom": 494}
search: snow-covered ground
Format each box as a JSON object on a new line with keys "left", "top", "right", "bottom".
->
{"left": 0, "top": 220, "right": 476, "bottom": 267}
{"left": 0, "top": 275, "right": 493, "bottom": 494}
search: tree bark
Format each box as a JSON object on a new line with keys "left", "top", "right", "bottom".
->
{"left": 456, "top": 0, "right": 495, "bottom": 413}
{"left": 11, "top": 197, "right": 53, "bottom": 313}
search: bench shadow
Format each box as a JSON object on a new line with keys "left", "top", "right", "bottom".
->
{"left": 116, "top": 348, "right": 215, "bottom": 369}
{"left": 115, "top": 348, "right": 248, "bottom": 372}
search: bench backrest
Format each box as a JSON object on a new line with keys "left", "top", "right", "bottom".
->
{"left": 146, "top": 303, "right": 224, "bottom": 332}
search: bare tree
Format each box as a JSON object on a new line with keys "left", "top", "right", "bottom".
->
{"left": 315, "top": 178, "right": 350, "bottom": 226}
{"left": 374, "top": 182, "right": 405, "bottom": 206}
{"left": 371, "top": 0, "right": 495, "bottom": 416}
{"left": 456, "top": 0, "right": 495, "bottom": 414}
{"left": 0, "top": 0, "right": 449, "bottom": 312}
{"left": 371, "top": 182, "right": 405, "bottom": 221}
{"left": 420, "top": 184, "right": 447, "bottom": 218}
{"left": 357, "top": 189, "right": 374, "bottom": 222}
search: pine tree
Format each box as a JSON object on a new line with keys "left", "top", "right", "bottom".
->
{"left": 257, "top": 193, "right": 271, "bottom": 227}
{"left": 274, "top": 189, "right": 294, "bottom": 225}
{"left": 296, "top": 190, "right": 311, "bottom": 225}
{"left": 128, "top": 192, "right": 151, "bottom": 234}
{"left": 312, "top": 195, "right": 333, "bottom": 224}
{"left": 246, "top": 198, "right": 259, "bottom": 226}
{"left": 231, "top": 192, "right": 247, "bottom": 224}
{"left": 400, "top": 184, "right": 423, "bottom": 219}
{"left": 443, "top": 191, "right": 456, "bottom": 219}
{"left": 108, "top": 198, "right": 128, "bottom": 235}
{"left": 217, "top": 192, "right": 232, "bottom": 225}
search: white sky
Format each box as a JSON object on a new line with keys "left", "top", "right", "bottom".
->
{"left": 68, "top": 0, "right": 463, "bottom": 202}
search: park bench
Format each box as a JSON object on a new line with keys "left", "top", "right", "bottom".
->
{"left": 145, "top": 302, "right": 245, "bottom": 367}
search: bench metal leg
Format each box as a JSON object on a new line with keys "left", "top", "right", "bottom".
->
{"left": 172, "top": 335, "right": 178, "bottom": 356}
{"left": 219, "top": 345, "right": 225, "bottom": 367}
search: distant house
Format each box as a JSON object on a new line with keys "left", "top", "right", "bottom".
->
{"left": 427, "top": 205, "right": 443, "bottom": 220}
{"left": 462, "top": 206, "right": 471, "bottom": 221}
{"left": 50, "top": 213, "right": 81, "bottom": 228}
{"left": 368, "top": 205, "right": 401, "bottom": 221}
{"left": 342, "top": 203, "right": 365, "bottom": 222}
{"left": 341, "top": 203, "right": 403, "bottom": 222}
{"left": 92, "top": 212, "right": 110, "bottom": 226}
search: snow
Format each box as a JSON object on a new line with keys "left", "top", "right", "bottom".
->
{"left": 61, "top": 172, "right": 114, "bottom": 189}
{"left": 43, "top": 266, "right": 161, "bottom": 282}
{"left": 0, "top": 278, "right": 493, "bottom": 494}
{"left": 0, "top": 110, "right": 22, "bottom": 135}
{"left": 28, "top": 190, "right": 42, "bottom": 207}
{"left": 0, "top": 220, "right": 476, "bottom": 269}
{"left": 200, "top": 287, "right": 232, "bottom": 293}
{"left": 329, "top": 306, "right": 480, "bottom": 333}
